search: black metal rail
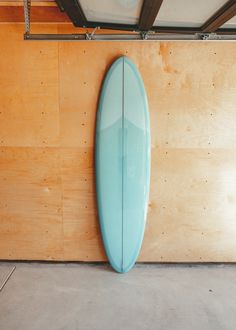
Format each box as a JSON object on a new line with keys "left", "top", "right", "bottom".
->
{"left": 24, "top": 33, "right": 236, "bottom": 41}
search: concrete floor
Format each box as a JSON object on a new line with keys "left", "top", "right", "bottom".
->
{"left": 0, "top": 263, "right": 236, "bottom": 330}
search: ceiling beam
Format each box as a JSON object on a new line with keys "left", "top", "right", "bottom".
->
{"left": 55, "top": 0, "right": 87, "bottom": 27}
{"left": 139, "top": 0, "right": 163, "bottom": 31}
{"left": 201, "top": 0, "right": 236, "bottom": 32}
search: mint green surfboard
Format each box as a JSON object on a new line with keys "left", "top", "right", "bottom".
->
{"left": 95, "top": 56, "right": 150, "bottom": 273}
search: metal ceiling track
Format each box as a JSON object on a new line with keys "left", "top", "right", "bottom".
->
{"left": 23, "top": 0, "right": 236, "bottom": 41}
{"left": 24, "top": 33, "right": 236, "bottom": 41}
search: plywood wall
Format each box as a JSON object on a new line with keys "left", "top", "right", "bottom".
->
{"left": 1, "top": 24, "right": 236, "bottom": 262}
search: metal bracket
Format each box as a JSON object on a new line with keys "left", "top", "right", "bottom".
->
{"left": 23, "top": 0, "right": 31, "bottom": 35}
{"left": 85, "top": 27, "right": 100, "bottom": 40}
{"left": 196, "top": 33, "right": 222, "bottom": 40}
{"left": 141, "top": 32, "right": 149, "bottom": 40}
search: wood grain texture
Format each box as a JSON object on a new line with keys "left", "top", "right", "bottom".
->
{"left": 0, "top": 4, "right": 69, "bottom": 23}
{"left": 0, "top": 23, "right": 236, "bottom": 261}
{"left": 0, "top": 147, "right": 63, "bottom": 260}
{"left": 141, "top": 148, "right": 236, "bottom": 262}
{"left": 0, "top": 24, "right": 60, "bottom": 147}
{"left": 0, "top": 1, "right": 56, "bottom": 6}
{"left": 61, "top": 147, "right": 105, "bottom": 261}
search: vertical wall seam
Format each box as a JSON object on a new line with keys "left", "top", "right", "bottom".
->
{"left": 57, "top": 24, "right": 65, "bottom": 260}
{"left": 122, "top": 57, "right": 125, "bottom": 272}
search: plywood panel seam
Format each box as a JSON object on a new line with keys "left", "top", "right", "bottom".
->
{"left": 56, "top": 26, "right": 65, "bottom": 261}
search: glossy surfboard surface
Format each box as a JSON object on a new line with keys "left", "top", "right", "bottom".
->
{"left": 95, "top": 56, "right": 150, "bottom": 273}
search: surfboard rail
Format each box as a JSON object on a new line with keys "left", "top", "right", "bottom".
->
{"left": 96, "top": 56, "right": 150, "bottom": 273}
